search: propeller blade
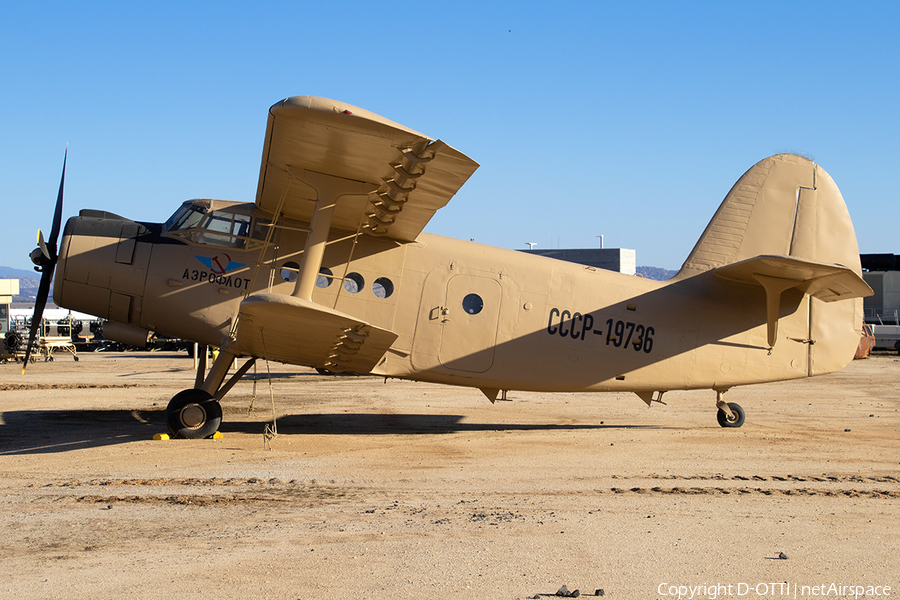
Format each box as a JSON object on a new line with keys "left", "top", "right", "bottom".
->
{"left": 22, "top": 149, "right": 67, "bottom": 374}
{"left": 47, "top": 147, "right": 67, "bottom": 255}
{"left": 21, "top": 270, "right": 53, "bottom": 374}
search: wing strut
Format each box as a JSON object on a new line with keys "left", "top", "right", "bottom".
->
{"left": 289, "top": 170, "right": 374, "bottom": 301}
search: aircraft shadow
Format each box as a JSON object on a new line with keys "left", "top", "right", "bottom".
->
{"left": 226, "top": 413, "right": 658, "bottom": 435}
{"left": 0, "top": 409, "right": 658, "bottom": 455}
{"left": 0, "top": 408, "right": 163, "bottom": 456}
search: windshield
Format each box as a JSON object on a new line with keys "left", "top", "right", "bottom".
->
{"left": 164, "top": 201, "right": 272, "bottom": 250}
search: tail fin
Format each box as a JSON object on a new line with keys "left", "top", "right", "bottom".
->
{"left": 677, "top": 154, "right": 872, "bottom": 375}
{"left": 677, "top": 154, "right": 863, "bottom": 276}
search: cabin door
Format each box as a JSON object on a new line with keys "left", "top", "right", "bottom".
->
{"left": 438, "top": 275, "right": 502, "bottom": 373}
{"left": 411, "top": 270, "right": 502, "bottom": 374}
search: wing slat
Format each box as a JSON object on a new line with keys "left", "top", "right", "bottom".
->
{"left": 255, "top": 96, "right": 479, "bottom": 242}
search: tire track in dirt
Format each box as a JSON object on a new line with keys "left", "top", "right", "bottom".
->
{"left": 26, "top": 477, "right": 357, "bottom": 507}
{"left": 638, "top": 473, "right": 900, "bottom": 483}
{"left": 31, "top": 473, "right": 900, "bottom": 488}
{"left": 0, "top": 383, "right": 140, "bottom": 391}
{"left": 22, "top": 474, "right": 900, "bottom": 506}
{"left": 606, "top": 487, "right": 899, "bottom": 498}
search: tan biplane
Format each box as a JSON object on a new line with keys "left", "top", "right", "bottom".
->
{"left": 25, "top": 96, "right": 872, "bottom": 438}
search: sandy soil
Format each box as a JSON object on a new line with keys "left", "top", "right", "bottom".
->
{"left": 1, "top": 351, "right": 898, "bottom": 599}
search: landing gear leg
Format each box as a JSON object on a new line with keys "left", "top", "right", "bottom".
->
{"left": 715, "top": 390, "right": 745, "bottom": 428}
{"left": 165, "top": 348, "right": 238, "bottom": 439}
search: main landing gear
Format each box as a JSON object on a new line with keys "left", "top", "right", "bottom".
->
{"left": 715, "top": 390, "right": 745, "bottom": 428}
{"left": 166, "top": 389, "right": 221, "bottom": 439}
{"left": 165, "top": 345, "right": 256, "bottom": 439}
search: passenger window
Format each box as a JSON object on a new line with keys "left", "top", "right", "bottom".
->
{"left": 280, "top": 261, "right": 300, "bottom": 283}
{"left": 343, "top": 272, "right": 364, "bottom": 294}
{"left": 373, "top": 277, "right": 394, "bottom": 298}
{"left": 462, "top": 293, "right": 484, "bottom": 315}
{"left": 317, "top": 267, "right": 334, "bottom": 288}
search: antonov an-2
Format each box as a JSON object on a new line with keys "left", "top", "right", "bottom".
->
{"left": 26, "top": 96, "right": 873, "bottom": 438}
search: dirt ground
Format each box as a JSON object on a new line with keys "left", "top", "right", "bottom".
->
{"left": 1, "top": 350, "right": 898, "bottom": 600}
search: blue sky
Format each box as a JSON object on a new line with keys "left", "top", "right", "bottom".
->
{"left": 2, "top": 1, "right": 898, "bottom": 272}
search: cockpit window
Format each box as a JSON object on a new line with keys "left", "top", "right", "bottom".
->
{"left": 164, "top": 201, "right": 271, "bottom": 250}
{"left": 165, "top": 204, "right": 205, "bottom": 232}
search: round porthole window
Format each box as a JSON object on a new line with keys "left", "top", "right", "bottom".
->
{"left": 280, "top": 261, "right": 300, "bottom": 283}
{"left": 316, "top": 267, "right": 334, "bottom": 288}
{"left": 373, "top": 277, "right": 394, "bottom": 299}
{"left": 462, "top": 293, "right": 484, "bottom": 315}
{"left": 343, "top": 272, "right": 365, "bottom": 294}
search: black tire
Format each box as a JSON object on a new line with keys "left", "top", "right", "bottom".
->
{"left": 5, "top": 331, "right": 21, "bottom": 352}
{"left": 716, "top": 402, "right": 745, "bottom": 428}
{"left": 166, "top": 389, "right": 222, "bottom": 439}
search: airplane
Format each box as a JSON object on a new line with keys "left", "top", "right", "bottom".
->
{"left": 24, "top": 96, "right": 873, "bottom": 438}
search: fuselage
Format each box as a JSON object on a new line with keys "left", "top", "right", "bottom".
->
{"left": 54, "top": 199, "right": 861, "bottom": 396}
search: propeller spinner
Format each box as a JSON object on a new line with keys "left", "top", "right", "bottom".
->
{"left": 22, "top": 149, "right": 67, "bottom": 373}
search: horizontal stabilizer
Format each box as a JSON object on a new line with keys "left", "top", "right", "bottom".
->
{"left": 714, "top": 255, "right": 873, "bottom": 302}
{"left": 236, "top": 293, "right": 398, "bottom": 374}
{"left": 714, "top": 255, "right": 872, "bottom": 348}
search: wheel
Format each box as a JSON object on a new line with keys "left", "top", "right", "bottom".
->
{"left": 716, "top": 402, "right": 745, "bottom": 428}
{"left": 5, "top": 331, "right": 21, "bottom": 352}
{"left": 166, "top": 389, "right": 222, "bottom": 439}
{"left": 315, "top": 367, "right": 335, "bottom": 376}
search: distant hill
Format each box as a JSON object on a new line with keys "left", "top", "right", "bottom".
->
{"left": 0, "top": 266, "right": 38, "bottom": 278}
{"left": 1, "top": 266, "right": 39, "bottom": 301}
{"left": 636, "top": 266, "right": 678, "bottom": 281}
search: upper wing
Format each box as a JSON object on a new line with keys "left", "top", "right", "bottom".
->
{"left": 255, "top": 96, "right": 479, "bottom": 242}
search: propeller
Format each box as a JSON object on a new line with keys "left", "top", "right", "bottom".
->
{"left": 22, "top": 148, "right": 67, "bottom": 373}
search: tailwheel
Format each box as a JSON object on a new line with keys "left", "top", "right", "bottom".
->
{"left": 716, "top": 402, "right": 745, "bottom": 428}
{"left": 166, "top": 389, "right": 222, "bottom": 439}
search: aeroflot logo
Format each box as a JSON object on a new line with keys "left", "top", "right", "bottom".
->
{"left": 195, "top": 254, "right": 245, "bottom": 274}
